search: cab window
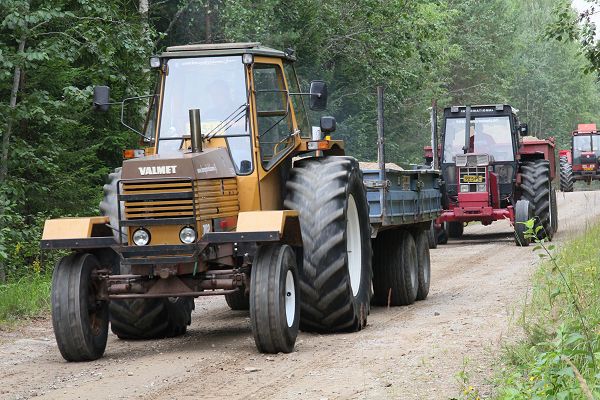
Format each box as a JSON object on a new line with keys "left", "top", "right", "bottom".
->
{"left": 253, "top": 63, "right": 295, "bottom": 169}
{"left": 284, "top": 63, "right": 310, "bottom": 138}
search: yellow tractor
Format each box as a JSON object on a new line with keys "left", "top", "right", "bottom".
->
{"left": 41, "top": 43, "right": 441, "bottom": 361}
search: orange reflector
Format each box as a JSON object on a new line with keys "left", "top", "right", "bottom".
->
{"left": 123, "top": 149, "right": 145, "bottom": 159}
{"left": 307, "top": 140, "right": 329, "bottom": 151}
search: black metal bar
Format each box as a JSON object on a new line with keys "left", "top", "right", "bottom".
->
{"left": 202, "top": 231, "right": 280, "bottom": 243}
{"left": 120, "top": 217, "right": 196, "bottom": 227}
{"left": 118, "top": 243, "right": 200, "bottom": 255}
{"left": 376, "top": 85, "right": 388, "bottom": 226}
{"left": 431, "top": 99, "right": 439, "bottom": 170}
{"left": 121, "top": 256, "right": 198, "bottom": 265}
{"left": 464, "top": 105, "right": 471, "bottom": 153}
{"left": 40, "top": 237, "right": 117, "bottom": 250}
{"left": 109, "top": 289, "right": 239, "bottom": 299}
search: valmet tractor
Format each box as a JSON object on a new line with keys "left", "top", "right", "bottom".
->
{"left": 425, "top": 104, "right": 558, "bottom": 246}
{"left": 40, "top": 43, "right": 441, "bottom": 361}
{"left": 559, "top": 123, "right": 600, "bottom": 192}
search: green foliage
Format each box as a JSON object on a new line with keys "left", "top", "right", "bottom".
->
{"left": 0, "top": 270, "right": 51, "bottom": 324}
{"left": 495, "top": 222, "right": 600, "bottom": 399}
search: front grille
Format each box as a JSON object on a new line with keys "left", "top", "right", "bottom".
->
{"left": 459, "top": 166, "right": 486, "bottom": 192}
{"left": 123, "top": 178, "right": 239, "bottom": 220}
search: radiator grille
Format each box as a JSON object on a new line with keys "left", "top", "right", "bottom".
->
{"left": 459, "top": 167, "right": 487, "bottom": 192}
{"left": 123, "top": 178, "right": 239, "bottom": 220}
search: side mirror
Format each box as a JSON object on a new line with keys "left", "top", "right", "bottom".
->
{"left": 93, "top": 86, "right": 111, "bottom": 112}
{"left": 519, "top": 123, "right": 528, "bottom": 136}
{"left": 309, "top": 80, "right": 328, "bottom": 111}
{"left": 320, "top": 116, "right": 336, "bottom": 134}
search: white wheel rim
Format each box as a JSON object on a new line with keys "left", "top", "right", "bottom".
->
{"left": 347, "top": 195, "right": 362, "bottom": 297}
{"left": 285, "top": 270, "right": 295, "bottom": 327}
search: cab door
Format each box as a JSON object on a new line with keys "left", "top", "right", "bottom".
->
{"left": 250, "top": 57, "right": 300, "bottom": 210}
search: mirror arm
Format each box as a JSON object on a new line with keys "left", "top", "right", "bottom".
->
{"left": 119, "top": 94, "right": 157, "bottom": 141}
{"left": 289, "top": 92, "right": 322, "bottom": 98}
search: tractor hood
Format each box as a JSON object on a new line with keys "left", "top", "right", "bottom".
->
{"left": 121, "top": 148, "right": 237, "bottom": 180}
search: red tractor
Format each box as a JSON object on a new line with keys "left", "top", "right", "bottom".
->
{"left": 559, "top": 124, "right": 600, "bottom": 192}
{"left": 425, "top": 104, "right": 558, "bottom": 246}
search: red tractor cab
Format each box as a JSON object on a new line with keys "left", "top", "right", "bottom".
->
{"left": 426, "top": 104, "right": 558, "bottom": 246}
{"left": 559, "top": 124, "right": 600, "bottom": 191}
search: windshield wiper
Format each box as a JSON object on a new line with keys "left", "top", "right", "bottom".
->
{"left": 205, "top": 103, "right": 248, "bottom": 140}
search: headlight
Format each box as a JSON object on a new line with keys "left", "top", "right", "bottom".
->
{"left": 132, "top": 228, "right": 150, "bottom": 246}
{"left": 179, "top": 227, "right": 197, "bottom": 244}
{"left": 460, "top": 184, "right": 469, "bottom": 193}
{"left": 477, "top": 183, "right": 486, "bottom": 192}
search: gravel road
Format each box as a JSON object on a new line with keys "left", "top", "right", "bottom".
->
{"left": 1, "top": 190, "right": 599, "bottom": 400}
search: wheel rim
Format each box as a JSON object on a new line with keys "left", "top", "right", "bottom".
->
{"left": 346, "top": 195, "right": 362, "bottom": 297}
{"left": 285, "top": 270, "right": 295, "bottom": 328}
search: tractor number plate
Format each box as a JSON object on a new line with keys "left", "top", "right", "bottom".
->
{"left": 583, "top": 164, "right": 595, "bottom": 171}
{"left": 462, "top": 175, "right": 483, "bottom": 183}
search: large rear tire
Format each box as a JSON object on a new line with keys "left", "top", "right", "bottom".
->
{"left": 52, "top": 253, "right": 108, "bottom": 361}
{"left": 250, "top": 244, "right": 299, "bottom": 353}
{"left": 372, "top": 230, "right": 418, "bottom": 306}
{"left": 284, "top": 156, "right": 372, "bottom": 332}
{"left": 415, "top": 230, "right": 431, "bottom": 301}
{"left": 447, "top": 221, "right": 464, "bottom": 238}
{"left": 559, "top": 155, "right": 573, "bottom": 192}
{"left": 109, "top": 297, "right": 194, "bottom": 340}
{"left": 520, "top": 160, "right": 554, "bottom": 241}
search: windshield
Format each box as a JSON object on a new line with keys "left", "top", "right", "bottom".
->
{"left": 158, "top": 56, "right": 252, "bottom": 174}
{"left": 443, "top": 116, "right": 513, "bottom": 162}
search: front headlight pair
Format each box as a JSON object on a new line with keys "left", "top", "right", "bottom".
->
{"left": 132, "top": 226, "right": 197, "bottom": 246}
{"left": 460, "top": 184, "right": 487, "bottom": 193}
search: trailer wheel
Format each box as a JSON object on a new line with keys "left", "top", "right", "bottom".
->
{"left": 109, "top": 297, "right": 194, "bottom": 340}
{"left": 225, "top": 289, "right": 250, "bottom": 311}
{"left": 415, "top": 230, "right": 431, "bottom": 301}
{"left": 514, "top": 199, "right": 533, "bottom": 246}
{"left": 427, "top": 221, "right": 438, "bottom": 249}
{"left": 52, "top": 253, "right": 108, "bottom": 361}
{"left": 447, "top": 221, "right": 464, "bottom": 238}
{"left": 99, "top": 167, "right": 126, "bottom": 243}
{"left": 250, "top": 244, "right": 299, "bottom": 353}
{"left": 559, "top": 155, "right": 573, "bottom": 192}
{"left": 284, "top": 156, "right": 372, "bottom": 332}
{"left": 372, "top": 230, "right": 418, "bottom": 306}
{"left": 520, "top": 160, "right": 553, "bottom": 241}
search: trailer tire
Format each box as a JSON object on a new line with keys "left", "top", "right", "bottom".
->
{"left": 250, "top": 244, "right": 299, "bottom": 353}
{"left": 447, "top": 221, "right": 464, "bottom": 238}
{"left": 284, "top": 156, "right": 372, "bottom": 332}
{"left": 99, "top": 167, "right": 126, "bottom": 243}
{"left": 559, "top": 156, "right": 573, "bottom": 192}
{"left": 109, "top": 297, "right": 194, "bottom": 340}
{"left": 372, "top": 230, "right": 418, "bottom": 306}
{"left": 52, "top": 253, "right": 108, "bottom": 361}
{"left": 415, "top": 230, "right": 431, "bottom": 300}
{"left": 225, "top": 289, "right": 250, "bottom": 311}
{"left": 514, "top": 199, "right": 533, "bottom": 246}
{"left": 427, "top": 221, "right": 438, "bottom": 249}
{"left": 520, "top": 160, "right": 554, "bottom": 241}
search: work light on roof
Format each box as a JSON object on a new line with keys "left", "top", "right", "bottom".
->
{"left": 149, "top": 56, "right": 160, "bottom": 68}
{"left": 242, "top": 53, "right": 254, "bottom": 65}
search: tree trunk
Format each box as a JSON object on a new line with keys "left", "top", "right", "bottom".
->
{"left": 205, "top": 0, "right": 212, "bottom": 43}
{"left": 0, "top": 35, "right": 26, "bottom": 283}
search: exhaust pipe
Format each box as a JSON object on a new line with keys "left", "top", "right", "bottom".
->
{"left": 189, "top": 108, "right": 203, "bottom": 153}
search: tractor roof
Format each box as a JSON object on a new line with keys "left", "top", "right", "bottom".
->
{"left": 443, "top": 104, "right": 518, "bottom": 118}
{"left": 161, "top": 42, "right": 296, "bottom": 61}
{"left": 574, "top": 123, "right": 597, "bottom": 135}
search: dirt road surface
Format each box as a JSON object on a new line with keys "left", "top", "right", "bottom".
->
{"left": 1, "top": 191, "right": 599, "bottom": 400}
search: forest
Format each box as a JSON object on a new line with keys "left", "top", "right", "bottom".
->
{"left": 0, "top": 0, "right": 598, "bottom": 283}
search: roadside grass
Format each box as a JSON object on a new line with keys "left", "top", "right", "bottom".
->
{"left": 0, "top": 271, "right": 52, "bottom": 326}
{"left": 494, "top": 222, "right": 600, "bottom": 399}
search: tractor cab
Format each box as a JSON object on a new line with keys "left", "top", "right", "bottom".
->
{"left": 572, "top": 124, "right": 600, "bottom": 172}
{"left": 441, "top": 105, "right": 521, "bottom": 208}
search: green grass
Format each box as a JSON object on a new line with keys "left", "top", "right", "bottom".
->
{"left": 0, "top": 272, "right": 52, "bottom": 326}
{"left": 494, "top": 222, "right": 600, "bottom": 399}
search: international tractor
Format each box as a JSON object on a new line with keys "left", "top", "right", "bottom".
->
{"left": 41, "top": 43, "right": 441, "bottom": 361}
{"left": 425, "top": 104, "right": 558, "bottom": 246}
{"left": 558, "top": 123, "right": 600, "bottom": 192}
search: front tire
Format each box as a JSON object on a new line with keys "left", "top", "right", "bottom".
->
{"left": 52, "top": 253, "right": 108, "bottom": 361}
{"left": 250, "top": 244, "right": 300, "bottom": 354}
{"left": 514, "top": 199, "right": 533, "bottom": 246}
{"left": 520, "top": 160, "right": 554, "bottom": 241}
{"left": 225, "top": 289, "right": 250, "bottom": 311}
{"left": 427, "top": 221, "right": 438, "bottom": 249}
{"left": 284, "top": 156, "right": 372, "bottom": 332}
{"left": 448, "top": 221, "right": 464, "bottom": 238}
